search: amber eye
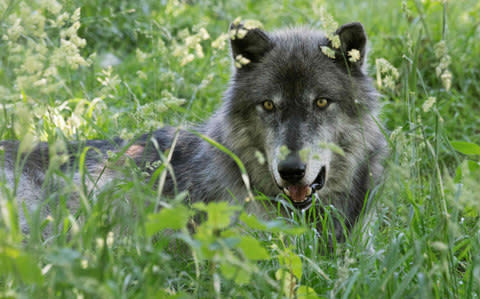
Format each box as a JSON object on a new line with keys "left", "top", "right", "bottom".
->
{"left": 262, "top": 100, "right": 275, "bottom": 111}
{"left": 315, "top": 98, "right": 329, "bottom": 109}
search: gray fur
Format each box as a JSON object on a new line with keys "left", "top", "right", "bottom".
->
{"left": 0, "top": 22, "right": 387, "bottom": 238}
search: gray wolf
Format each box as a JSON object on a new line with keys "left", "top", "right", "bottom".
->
{"left": 0, "top": 21, "right": 387, "bottom": 239}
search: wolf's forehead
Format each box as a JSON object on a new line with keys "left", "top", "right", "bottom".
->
{"left": 271, "top": 28, "right": 328, "bottom": 46}
{"left": 264, "top": 40, "right": 340, "bottom": 84}
{"left": 262, "top": 52, "right": 345, "bottom": 100}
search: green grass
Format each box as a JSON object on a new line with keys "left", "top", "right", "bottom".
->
{"left": 1, "top": 0, "right": 480, "bottom": 298}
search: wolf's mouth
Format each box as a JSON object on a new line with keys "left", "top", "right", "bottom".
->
{"left": 282, "top": 166, "right": 326, "bottom": 209}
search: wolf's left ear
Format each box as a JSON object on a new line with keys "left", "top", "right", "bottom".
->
{"left": 229, "top": 22, "right": 273, "bottom": 67}
{"left": 334, "top": 22, "right": 367, "bottom": 66}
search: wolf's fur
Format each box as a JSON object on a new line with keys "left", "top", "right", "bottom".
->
{"left": 0, "top": 22, "right": 387, "bottom": 238}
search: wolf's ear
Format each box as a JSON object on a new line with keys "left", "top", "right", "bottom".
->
{"left": 229, "top": 22, "right": 273, "bottom": 67}
{"left": 333, "top": 22, "right": 367, "bottom": 66}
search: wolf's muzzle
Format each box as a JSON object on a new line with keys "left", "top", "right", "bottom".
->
{"left": 278, "top": 153, "right": 306, "bottom": 183}
{"left": 277, "top": 151, "right": 327, "bottom": 208}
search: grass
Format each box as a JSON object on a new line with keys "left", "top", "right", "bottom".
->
{"left": 1, "top": 0, "right": 480, "bottom": 298}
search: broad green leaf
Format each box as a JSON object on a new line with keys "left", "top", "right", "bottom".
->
{"left": 46, "top": 248, "right": 81, "bottom": 266}
{"left": 239, "top": 212, "right": 267, "bottom": 230}
{"left": 15, "top": 253, "right": 43, "bottom": 284}
{"left": 220, "top": 263, "right": 251, "bottom": 285}
{"left": 467, "top": 160, "right": 480, "bottom": 172}
{"left": 238, "top": 235, "right": 270, "bottom": 260}
{"left": 451, "top": 141, "right": 480, "bottom": 155}
{"left": 153, "top": 289, "right": 192, "bottom": 299}
{"left": 192, "top": 202, "right": 207, "bottom": 211}
{"left": 454, "top": 163, "right": 463, "bottom": 184}
{"left": 296, "top": 285, "right": 320, "bottom": 299}
{"left": 275, "top": 268, "right": 296, "bottom": 298}
{"left": 146, "top": 205, "right": 191, "bottom": 236}
{"left": 278, "top": 248, "right": 303, "bottom": 280}
{"left": 0, "top": 247, "right": 43, "bottom": 284}
{"left": 240, "top": 212, "right": 306, "bottom": 235}
{"left": 204, "top": 202, "right": 241, "bottom": 230}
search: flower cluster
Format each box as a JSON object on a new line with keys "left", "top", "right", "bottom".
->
{"left": 234, "top": 54, "right": 251, "bottom": 69}
{"left": 376, "top": 58, "right": 400, "bottom": 91}
{"left": 422, "top": 96, "right": 437, "bottom": 113}
{"left": 173, "top": 27, "right": 210, "bottom": 66}
{"left": 434, "top": 40, "right": 452, "bottom": 91}
{"left": 348, "top": 49, "right": 361, "bottom": 62}
{"left": 2, "top": 4, "right": 92, "bottom": 98}
{"left": 0, "top": 1, "right": 100, "bottom": 140}
{"left": 312, "top": 4, "right": 340, "bottom": 59}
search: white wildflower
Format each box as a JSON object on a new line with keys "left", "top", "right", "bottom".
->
{"left": 234, "top": 54, "right": 250, "bottom": 69}
{"left": 232, "top": 16, "right": 242, "bottom": 26}
{"left": 99, "top": 53, "right": 121, "bottom": 68}
{"left": 197, "top": 27, "right": 210, "bottom": 40}
{"left": 81, "top": 259, "right": 88, "bottom": 269}
{"left": 33, "top": 78, "right": 47, "bottom": 86}
{"left": 235, "top": 28, "right": 248, "bottom": 39}
{"left": 157, "top": 38, "right": 167, "bottom": 54}
{"left": 318, "top": 7, "right": 338, "bottom": 35}
{"left": 434, "top": 40, "right": 452, "bottom": 91}
{"left": 23, "top": 53, "right": 45, "bottom": 74}
{"left": 96, "top": 238, "right": 104, "bottom": 250}
{"left": 243, "top": 19, "right": 263, "bottom": 30}
{"left": 229, "top": 29, "right": 237, "bottom": 40}
{"left": 194, "top": 43, "right": 204, "bottom": 58}
{"left": 137, "top": 70, "right": 147, "bottom": 80}
{"left": 185, "top": 35, "right": 198, "bottom": 47}
{"left": 376, "top": 58, "right": 399, "bottom": 91}
{"left": 422, "top": 96, "right": 436, "bottom": 112}
{"left": 71, "top": 8, "right": 81, "bottom": 22}
{"left": 56, "top": 38, "right": 89, "bottom": 69}
{"left": 318, "top": 6, "right": 340, "bottom": 48}
{"left": 389, "top": 126, "right": 403, "bottom": 141}
{"left": 348, "top": 49, "right": 361, "bottom": 62}
{"left": 35, "top": 41, "right": 48, "bottom": 55}
{"left": 211, "top": 33, "right": 229, "bottom": 50}
{"left": 24, "top": 10, "right": 46, "bottom": 38}
{"left": 434, "top": 40, "right": 447, "bottom": 58}
{"left": 45, "top": 0, "right": 62, "bottom": 15}
{"left": 106, "top": 231, "right": 114, "bottom": 247}
{"left": 383, "top": 75, "right": 395, "bottom": 90}
{"left": 55, "top": 12, "right": 69, "bottom": 27}
{"left": 6, "top": 18, "right": 23, "bottom": 42}
{"left": 441, "top": 71, "right": 452, "bottom": 91}
{"left": 136, "top": 48, "right": 149, "bottom": 63}
{"left": 321, "top": 46, "right": 336, "bottom": 59}
{"left": 181, "top": 53, "right": 195, "bottom": 66}
{"left": 330, "top": 34, "right": 341, "bottom": 49}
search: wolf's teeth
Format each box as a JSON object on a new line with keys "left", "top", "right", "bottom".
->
{"left": 283, "top": 188, "right": 291, "bottom": 197}
{"left": 306, "top": 186, "right": 312, "bottom": 196}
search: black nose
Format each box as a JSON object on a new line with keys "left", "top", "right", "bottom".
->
{"left": 278, "top": 153, "right": 306, "bottom": 183}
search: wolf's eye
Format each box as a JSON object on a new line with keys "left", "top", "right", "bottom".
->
{"left": 262, "top": 100, "right": 275, "bottom": 111}
{"left": 315, "top": 98, "right": 329, "bottom": 109}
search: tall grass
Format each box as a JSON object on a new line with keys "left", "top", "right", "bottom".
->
{"left": 1, "top": 0, "right": 480, "bottom": 297}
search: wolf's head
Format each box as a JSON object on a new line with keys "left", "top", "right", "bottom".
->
{"left": 223, "top": 21, "right": 382, "bottom": 208}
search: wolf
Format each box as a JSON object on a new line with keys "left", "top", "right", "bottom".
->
{"left": 0, "top": 21, "right": 387, "bottom": 239}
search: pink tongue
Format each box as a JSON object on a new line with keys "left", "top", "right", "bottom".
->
{"left": 288, "top": 185, "right": 309, "bottom": 202}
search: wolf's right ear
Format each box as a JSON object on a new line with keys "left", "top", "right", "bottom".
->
{"left": 333, "top": 22, "right": 367, "bottom": 66}
{"left": 229, "top": 22, "right": 273, "bottom": 67}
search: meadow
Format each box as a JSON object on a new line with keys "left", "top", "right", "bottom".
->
{"left": 1, "top": 0, "right": 480, "bottom": 297}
